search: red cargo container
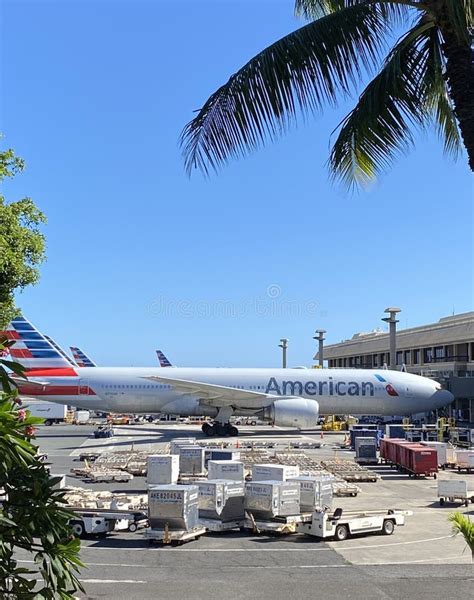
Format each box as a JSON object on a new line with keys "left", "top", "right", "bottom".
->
{"left": 399, "top": 443, "right": 424, "bottom": 471}
{"left": 380, "top": 439, "right": 405, "bottom": 464}
{"left": 406, "top": 446, "right": 438, "bottom": 478}
{"left": 394, "top": 441, "right": 416, "bottom": 466}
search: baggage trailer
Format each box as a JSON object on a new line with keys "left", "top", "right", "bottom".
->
{"left": 438, "top": 480, "right": 474, "bottom": 507}
{"left": 143, "top": 525, "right": 206, "bottom": 545}
{"left": 243, "top": 511, "right": 313, "bottom": 535}
{"left": 69, "top": 508, "right": 148, "bottom": 538}
{"left": 455, "top": 450, "right": 474, "bottom": 473}
{"left": 298, "top": 508, "right": 408, "bottom": 541}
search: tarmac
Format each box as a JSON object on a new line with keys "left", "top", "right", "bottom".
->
{"left": 21, "top": 423, "right": 474, "bottom": 599}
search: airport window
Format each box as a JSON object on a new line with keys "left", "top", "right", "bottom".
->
{"left": 373, "top": 354, "right": 378, "bottom": 367}
{"left": 423, "top": 348, "right": 433, "bottom": 363}
{"left": 396, "top": 351, "right": 402, "bottom": 365}
{"left": 413, "top": 349, "right": 420, "bottom": 364}
{"left": 434, "top": 346, "right": 445, "bottom": 360}
{"left": 403, "top": 350, "right": 410, "bottom": 364}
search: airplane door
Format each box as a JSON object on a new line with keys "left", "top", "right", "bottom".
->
{"left": 79, "top": 379, "right": 90, "bottom": 396}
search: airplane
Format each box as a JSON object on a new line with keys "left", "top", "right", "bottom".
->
{"left": 44, "top": 335, "right": 77, "bottom": 366}
{"left": 156, "top": 350, "right": 174, "bottom": 367}
{"left": 3, "top": 316, "right": 454, "bottom": 437}
{"left": 70, "top": 346, "right": 97, "bottom": 368}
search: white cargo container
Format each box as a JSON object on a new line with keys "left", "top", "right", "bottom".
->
{"left": 207, "top": 460, "right": 244, "bottom": 481}
{"left": 170, "top": 438, "right": 197, "bottom": 455}
{"left": 455, "top": 450, "right": 474, "bottom": 472}
{"left": 148, "top": 484, "right": 199, "bottom": 530}
{"left": 438, "top": 479, "right": 474, "bottom": 506}
{"left": 74, "top": 410, "right": 90, "bottom": 423}
{"left": 420, "top": 441, "right": 456, "bottom": 467}
{"left": 288, "top": 475, "right": 333, "bottom": 511}
{"left": 179, "top": 446, "right": 205, "bottom": 474}
{"left": 252, "top": 463, "right": 300, "bottom": 481}
{"left": 147, "top": 454, "right": 179, "bottom": 485}
{"left": 23, "top": 400, "right": 67, "bottom": 425}
{"left": 245, "top": 480, "right": 300, "bottom": 519}
{"left": 198, "top": 480, "right": 246, "bottom": 521}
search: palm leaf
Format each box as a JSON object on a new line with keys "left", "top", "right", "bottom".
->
{"left": 181, "top": 3, "right": 392, "bottom": 175}
{"left": 328, "top": 18, "right": 439, "bottom": 186}
{"left": 449, "top": 512, "right": 474, "bottom": 558}
{"left": 294, "top": 0, "right": 415, "bottom": 23}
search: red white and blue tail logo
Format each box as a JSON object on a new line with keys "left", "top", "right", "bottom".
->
{"left": 70, "top": 347, "right": 96, "bottom": 368}
{"left": 156, "top": 350, "right": 173, "bottom": 367}
{"left": 2, "top": 316, "right": 74, "bottom": 370}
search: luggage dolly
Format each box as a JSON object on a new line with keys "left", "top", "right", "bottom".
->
{"left": 242, "top": 512, "right": 313, "bottom": 535}
{"left": 143, "top": 524, "right": 206, "bottom": 546}
{"left": 198, "top": 518, "right": 245, "bottom": 532}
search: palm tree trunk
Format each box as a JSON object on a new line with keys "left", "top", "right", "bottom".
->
{"left": 437, "top": 13, "right": 474, "bottom": 170}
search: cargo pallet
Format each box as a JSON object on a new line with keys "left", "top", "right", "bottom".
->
{"left": 199, "top": 518, "right": 244, "bottom": 532}
{"left": 243, "top": 512, "right": 313, "bottom": 535}
{"left": 144, "top": 526, "right": 207, "bottom": 545}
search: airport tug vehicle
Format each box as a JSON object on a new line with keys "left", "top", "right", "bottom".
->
{"left": 297, "top": 508, "right": 408, "bottom": 541}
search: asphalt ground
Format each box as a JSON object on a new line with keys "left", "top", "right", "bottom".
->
{"left": 21, "top": 423, "right": 474, "bottom": 599}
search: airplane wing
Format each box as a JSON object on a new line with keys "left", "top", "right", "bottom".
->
{"left": 142, "top": 375, "right": 273, "bottom": 409}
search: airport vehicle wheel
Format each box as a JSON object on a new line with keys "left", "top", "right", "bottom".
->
{"left": 439, "top": 498, "right": 445, "bottom": 506}
{"left": 227, "top": 426, "right": 239, "bottom": 437}
{"left": 465, "top": 500, "right": 469, "bottom": 507}
{"left": 433, "top": 474, "right": 437, "bottom": 479}
{"left": 71, "top": 521, "right": 85, "bottom": 538}
{"left": 335, "top": 525, "right": 348, "bottom": 541}
{"left": 250, "top": 421, "right": 257, "bottom": 426}
{"left": 128, "top": 522, "right": 138, "bottom": 533}
{"left": 202, "top": 423, "right": 214, "bottom": 436}
{"left": 44, "top": 419, "right": 53, "bottom": 426}
{"left": 382, "top": 520, "right": 395, "bottom": 535}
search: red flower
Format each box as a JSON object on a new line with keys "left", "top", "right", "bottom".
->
{"left": 17, "top": 409, "right": 26, "bottom": 422}
{"left": 24, "top": 425, "right": 36, "bottom": 437}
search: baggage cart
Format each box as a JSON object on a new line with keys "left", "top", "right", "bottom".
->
{"left": 144, "top": 525, "right": 206, "bottom": 545}
{"left": 438, "top": 479, "right": 474, "bottom": 507}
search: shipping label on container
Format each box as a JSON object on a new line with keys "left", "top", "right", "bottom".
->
{"left": 226, "top": 486, "right": 245, "bottom": 496}
{"left": 282, "top": 490, "right": 298, "bottom": 496}
{"left": 247, "top": 484, "right": 270, "bottom": 495}
{"left": 150, "top": 491, "right": 183, "bottom": 502}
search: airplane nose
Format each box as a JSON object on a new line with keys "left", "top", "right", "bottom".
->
{"left": 433, "top": 389, "right": 454, "bottom": 408}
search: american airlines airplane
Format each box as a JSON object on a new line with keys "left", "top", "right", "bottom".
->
{"left": 70, "top": 346, "right": 97, "bottom": 368}
{"left": 4, "top": 317, "right": 454, "bottom": 437}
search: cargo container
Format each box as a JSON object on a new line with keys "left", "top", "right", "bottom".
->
{"left": 455, "top": 450, "right": 474, "bottom": 473}
{"left": 354, "top": 438, "right": 378, "bottom": 464}
{"left": 148, "top": 484, "right": 199, "bottom": 530}
{"left": 198, "top": 480, "right": 245, "bottom": 522}
{"left": 178, "top": 446, "right": 205, "bottom": 475}
{"left": 147, "top": 454, "right": 179, "bottom": 485}
{"left": 251, "top": 463, "right": 300, "bottom": 481}
{"left": 288, "top": 475, "right": 333, "bottom": 511}
{"left": 401, "top": 445, "right": 438, "bottom": 478}
{"left": 209, "top": 449, "right": 241, "bottom": 462}
{"left": 438, "top": 479, "right": 474, "bottom": 506}
{"left": 244, "top": 480, "right": 300, "bottom": 519}
{"left": 169, "top": 438, "right": 196, "bottom": 455}
{"left": 349, "top": 428, "right": 381, "bottom": 449}
{"left": 207, "top": 460, "right": 244, "bottom": 481}
{"left": 379, "top": 438, "right": 405, "bottom": 464}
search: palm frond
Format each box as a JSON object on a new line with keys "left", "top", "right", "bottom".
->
{"left": 294, "top": 0, "right": 415, "bottom": 23}
{"left": 328, "top": 18, "right": 438, "bottom": 187}
{"left": 423, "top": 26, "right": 461, "bottom": 157}
{"left": 181, "top": 3, "right": 392, "bottom": 175}
{"left": 448, "top": 512, "right": 474, "bottom": 555}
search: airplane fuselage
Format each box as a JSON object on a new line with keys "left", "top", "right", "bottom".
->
{"left": 19, "top": 367, "right": 452, "bottom": 418}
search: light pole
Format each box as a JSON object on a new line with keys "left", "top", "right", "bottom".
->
{"left": 279, "top": 338, "right": 288, "bottom": 368}
{"left": 382, "top": 307, "right": 401, "bottom": 370}
{"left": 314, "top": 330, "right": 326, "bottom": 367}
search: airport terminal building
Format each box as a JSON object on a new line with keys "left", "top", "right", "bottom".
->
{"left": 315, "top": 312, "right": 474, "bottom": 423}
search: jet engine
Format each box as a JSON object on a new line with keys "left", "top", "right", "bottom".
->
{"left": 262, "top": 397, "right": 319, "bottom": 429}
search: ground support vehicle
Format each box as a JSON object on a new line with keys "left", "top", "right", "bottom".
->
{"left": 94, "top": 425, "right": 115, "bottom": 438}
{"left": 143, "top": 525, "right": 206, "bottom": 545}
{"left": 24, "top": 400, "right": 68, "bottom": 425}
{"left": 438, "top": 480, "right": 474, "bottom": 507}
{"left": 297, "top": 508, "right": 409, "bottom": 541}
{"left": 69, "top": 508, "right": 147, "bottom": 538}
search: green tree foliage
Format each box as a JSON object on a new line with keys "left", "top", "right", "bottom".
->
{"left": 181, "top": 1, "right": 474, "bottom": 186}
{"left": 0, "top": 146, "right": 46, "bottom": 328}
{"left": 0, "top": 339, "right": 84, "bottom": 597}
{"left": 449, "top": 511, "right": 474, "bottom": 561}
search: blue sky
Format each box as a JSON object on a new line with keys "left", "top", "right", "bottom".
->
{"left": 1, "top": 0, "right": 472, "bottom": 367}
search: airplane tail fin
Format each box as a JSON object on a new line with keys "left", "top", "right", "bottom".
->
{"left": 44, "top": 335, "right": 77, "bottom": 366}
{"left": 1, "top": 316, "right": 74, "bottom": 370}
{"left": 156, "top": 350, "right": 173, "bottom": 367}
{"left": 70, "top": 346, "right": 97, "bottom": 367}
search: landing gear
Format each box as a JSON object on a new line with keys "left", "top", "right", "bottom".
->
{"left": 201, "top": 422, "right": 239, "bottom": 437}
